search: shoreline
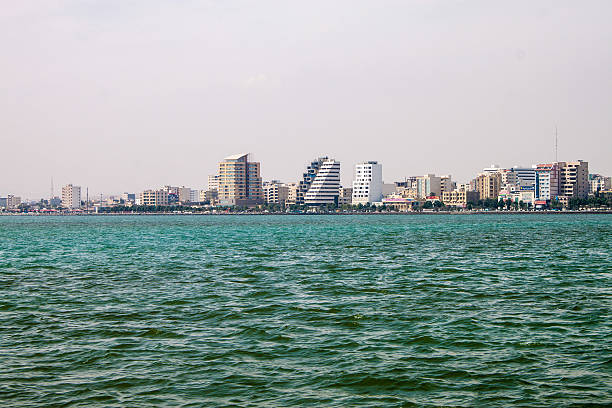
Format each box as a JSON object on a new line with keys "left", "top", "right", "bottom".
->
{"left": 1, "top": 210, "right": 611, "bottom": 216}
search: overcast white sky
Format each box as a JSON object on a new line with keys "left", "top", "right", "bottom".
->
{"left": 2, "top": 0, "right": 611, "bottom": 199}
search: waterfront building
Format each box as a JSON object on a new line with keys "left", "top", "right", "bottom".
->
{"left": 61, "top": 184, "right": 81, "bottom": 209}
{"left": 440, "top": 175, "right": 455, "bottom": 194}
{"left": 208, "top": 175, "right": 219, "bottom": 191}
{"left": 560, "top": 161, "right": 589, "bottom": 199}
{"left": 190, "top": 189, "right": 201, "bottom": 203}
{"left": 338, "top": 187, "right": 353, "bottom": 205}
{"left": 8, "top": 195, "right": 21, "bottom": 209}
{"left": 395, "top": 177, "right": 418, "bottom": 189}
{"left": 382, "top": 183, "right": 396, "bottom": 196}
{"left": 263, "top": 181, "right": 289, "bottom": 205}
{"left": 218, "top": 153, "right": 264, "bottom": 206}
{"left": 140, "top": 189, "right": 169, "bottom": 206}
{"left": 534, "top": 163, "right": 561, "bottom": 202}
{"left": 441, "top": 190, "right": 479, "bottom": 207}
{"left": 297, "top": 157, "right": 327, "bottom": 205}
{"left": 382, "top": 195, "right": 420, "bottom": 211}
{"left": 163, "top": 186, "right": 179, "bottom": 195}
{"left": 285, "top": 183, "right": 298, "bottom": 205}
{"left": 304, "top": 159, "right": 341, "bottom": 206}
{"left": 121, "top": 193, "right": 136, "bottom": 203}
{"left": 475, "top": 173, "right": 502, "bottom": 200}
{"left": 509, "top": 166, "right": 536, "bottom": 187}
{"left": 0, "top": 195, "right": 22, "bottom": 209}
{"left": 200, "top": 189, "right": 218, "bottom": 204}
{"left": 589, "top": 174, "right": 611, "bottom": 194}
{"left": 178, "top": 187, "right": 191, "bottom": 203}
{"left": 416, "top": 174, "right": 442, "bottom": 198}
{"left": 352, "top": 161, "right": 383, "bottom": 204}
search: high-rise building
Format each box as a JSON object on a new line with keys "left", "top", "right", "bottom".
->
{"left": 352, "top": 161, "right": 383, "bottom": 204}
{"left": 475, "top": 173, "right": 502, "bottom": 200}
{"left": 297, "top": 157, "right": 327, "bottom": 205}
{"left": 588, "top": 174, "right": 611, "bottom": 194}
{"left": 416, "top": 174, "right": 442, "bottom": 198}
{"left": 140, "top": 189, "right": 169, "bottom": 206}
{"left": 560, "top": 161, "right": 589, "bottom": 199}
{"left": 304, "top": 159, "right": 341, "bottom": 206}
{"left": 62, "top": 184, "right": 81, "bottom": 209}
{"left": 534, "top": 163, "right": 561, "bottom": 201}
{"left": 218, "top": 153, "right": 263, "bottom": 206}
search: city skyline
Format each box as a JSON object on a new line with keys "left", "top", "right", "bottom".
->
{"left": 2, "top": 1, "right": 612, "bottom": 198}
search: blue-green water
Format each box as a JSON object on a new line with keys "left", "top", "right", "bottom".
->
{"left": 1, "top": 214, "right": 611, "bottom": 407}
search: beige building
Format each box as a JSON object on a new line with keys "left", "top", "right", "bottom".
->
{"left": 338, "top": 187, "right": 353, "bottom": 205}
{"left": 200, "top": 189, "right": 218, "bottom": 205}
{"left": 476, "top": 172, "right": 502, "bottom": 200}
{"left": 177, "top": 187, "right": 191, "bottom": 203}
{"left": 218, "top": 153, "right": 264, "bottom": 206}
{"left": 263, "top": 181, "right": 289, "bottom": 205}
{"left": 560, "top": 161, "right": 589, "bottom": 199}
{"left": 285, "top": 183, "right": 298, "bottom": 205}
{"left": 61, "top": 184, "right": 81, "bottom": 209}
{"left": 140, "top": 189, "right": 169, "bottom": 206}
{"left": 442, "top": 190, "right": 479, "bottom": 207}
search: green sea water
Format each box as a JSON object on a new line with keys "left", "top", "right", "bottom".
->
{"left": 1, "top": 214, "right": 611, "bottom": 407}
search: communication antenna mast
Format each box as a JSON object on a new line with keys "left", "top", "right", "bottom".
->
{"left": 50, "top": 177, "right": 54, "bottom": 201}
{"left": 555, "top": 126, "right": 558, "bottom": 163}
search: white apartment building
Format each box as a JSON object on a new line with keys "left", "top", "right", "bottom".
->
{"left": 62, "top": 184, "right": 81, "bottom": 209}
{"left": 534, "top": 163, "right": 561, "bottom": 201}
{"left": 352, "top": 161, "right": 383, "bottom": 204}
{"left": 190, "top": 189, "right": 201, "bottom": 203}
{"left": 304, "top": 159, "right": 341, "bottom": 205}
{"left": 208, "top": 175, "right": 219, "bottom": 191}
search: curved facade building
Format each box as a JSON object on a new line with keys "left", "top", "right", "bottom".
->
{"left": 304, "top": 159, "right": 340, "bottom": 206}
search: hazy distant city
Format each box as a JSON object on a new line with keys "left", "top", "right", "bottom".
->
{"left": 2, "top": 153, "right": 610, "bottom": 213}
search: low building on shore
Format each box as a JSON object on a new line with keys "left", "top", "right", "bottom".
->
{"left": 441, "top": 190, "right": 479, "bottom": 208}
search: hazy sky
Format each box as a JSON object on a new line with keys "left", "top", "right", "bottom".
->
{"left": 2, "top": 1, "right": 611, "bottom": 199}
